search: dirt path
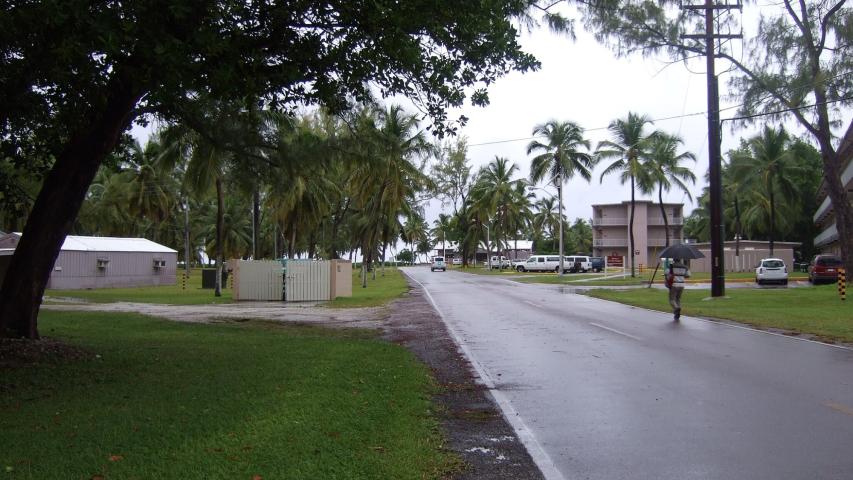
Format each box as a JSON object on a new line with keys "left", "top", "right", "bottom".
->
{"left": 44, "top": 286, "right": 543, "bottom": 479}
{"left": 384, "top": 284, "right": 543, "bottom": 479}
{"left": 44, "top": 301, "right": 386, "bottom": 329}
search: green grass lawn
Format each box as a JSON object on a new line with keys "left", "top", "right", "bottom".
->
{"left": 1, "top": 311, "right": 458, "bottom": 479}
{"left": 46, "top": 268, "right": 233, "bottom": 305}
{"left": 328, "top": 267, "right": 410, "bottom": 308}
{"left": 586, "top": 284, "right": 853, "bottom": 343}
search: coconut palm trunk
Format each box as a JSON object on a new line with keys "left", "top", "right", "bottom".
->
{"left": 215, "top": 177, "right": 224, "bottom": 297}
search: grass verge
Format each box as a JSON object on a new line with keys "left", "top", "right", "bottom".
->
{"left": 515, "top": 271, "right": 808, "bottom": 286}
{"left": 1, "top": 311, "right": 458, "bottom": 479}
{"left": 46, "top": 269, "right": 232, "bottom": 305}
{"left": 586, "top": 284, "right": 853, "bottom": 343}
{"left": 329, "top": 267, "right": 410, "bottom": 308}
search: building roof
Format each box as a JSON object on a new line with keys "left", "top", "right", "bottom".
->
{"left": 592, "top": 200, "right": 684, "bottom": 208}
{"left": 502, "top": 240, "right": 534, "bottom": 250}
{"left": 3, "top": 233, "right": 177, "bottom": 253}
{"left": 692, "top": 240, "right": 801, "bottom": 248}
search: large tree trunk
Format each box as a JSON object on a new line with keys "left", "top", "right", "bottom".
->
{"left": 817, "top": 146, "right": 853, "bottom": 276}
{"left": 214, "top": 177, "right": 224, "bottom": 297}
{"left": 0, "top": 72, "right": 143, "bottom": 339}
{"left": 629, "top": 175, "right": 636, "bottom": 277}
{"left": 799, "top": 14, "right": 853, "bottom": 278}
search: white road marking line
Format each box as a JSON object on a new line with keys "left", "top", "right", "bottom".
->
{"left": 589, "top": 322, "right": 643, "bottom": 341}
{"left": 523, "top": 300, "right": 542, "bottom": 309}
{"left": 402, "top": 270, "right": 566, "bottom": 480}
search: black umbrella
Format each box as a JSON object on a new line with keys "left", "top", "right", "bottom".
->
{"left": 658, "top": 243, "right": 705, "bottom": 260}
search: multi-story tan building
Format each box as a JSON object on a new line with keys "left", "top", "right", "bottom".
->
{"left": 592, "top": 200, "right": 684, "bottom": 268}
{"left": 813, "top": 123, "right": 853, "bottom": 255}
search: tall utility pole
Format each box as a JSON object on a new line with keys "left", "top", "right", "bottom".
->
{"left": 557, "top": 171, "right": 564, "bottom": 277}
{"left": 682, "top": 0, "right": 741, "bottom": 297}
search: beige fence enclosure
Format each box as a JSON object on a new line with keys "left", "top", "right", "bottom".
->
{"left": 688, "top": 241, "right": 799, "bottom": 273}
{"left": 232, "top": 259, "right": 352, "bottom": 301}
{"left": 330, "top": 259, "right": 352, "bottom": 298}
{"left": 232, "top": 260, "right": 283, "bottom": 301}
{"left": 285, "top": 260, "right": 330, "bottom": 301}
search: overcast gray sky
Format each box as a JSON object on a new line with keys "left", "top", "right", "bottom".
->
{"left": 427, "top": 8, "right": 754, "bottom": 225}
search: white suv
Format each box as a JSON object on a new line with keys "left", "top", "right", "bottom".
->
{"left": 431, "top": 256, "right": 446, "bottom": 272}
{"left": 755, "top": 258, "right": 788, "bottom": 285}
{"left": 516, "top": 255, "right": 566, "bottom": 273}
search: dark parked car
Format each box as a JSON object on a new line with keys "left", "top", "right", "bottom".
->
{"left": 590, "top": 257, "right": 605, "bottom": 273}
{"left": 808, "top": 254, "right": 843, "bottom": 284}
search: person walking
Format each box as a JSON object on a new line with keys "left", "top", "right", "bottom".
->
{"left": 665, "top": 258, "right": 690, "bottom": 320}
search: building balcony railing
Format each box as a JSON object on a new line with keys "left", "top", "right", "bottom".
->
{"left": 813, "top": 195, "right": 832, "bottom": 224}
{"left": 648, "top": 238, "right": 684, "bottom": 247}
{"left": 593, "top": 238, "right": 629, "bottom": 247}
{"left": 647, "top": 216, "right": 683, "bottom": 226}
{"left": 814, "top": 153, "right": 853, "bottom": 211}
{"left": 814, "top": 223, "right": 838, "bottom": 248}
{"left": 592, "top": 218, "right": 628, "bottom": 226}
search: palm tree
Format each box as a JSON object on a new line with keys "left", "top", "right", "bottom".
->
{"left": 506, "top": 180, "right": 534, "bottom": 261}
{"left": 641, "top": 132, "right": 696, "bottom": 248}
{"left": 125, "top": 139, "right": 179, "bottom": 242}
{"left": 469, "top": 156, "right": 524, "bottom": 267}
{"left": 597, "top": 112, "right": 654, "bottom": 277}
{"left": 158, "top": 124, "right": 234, "bottom": 297}
{"left": 346, "top": 105, "right": 432, "bottom": 285}
{"left": 532, "top": 196, "right": 561, "bottom": 251}
{"left": 432, "top": 213, "right": 453, "bottom": 259}
{"left": 729, "top": 126, "right": 801, "bottom": 255}
{"left": 401, "top": 212, "right": 429, "bottom": 264}
{"left": 527, "top": 120, "right": 596, "bottom": 274}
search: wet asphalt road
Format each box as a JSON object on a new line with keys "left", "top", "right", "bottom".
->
{"left": 402, "top": 267, "right": 853, "bottom": 480}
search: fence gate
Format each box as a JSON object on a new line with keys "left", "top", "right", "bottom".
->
{"left": 285, "top": 260, "right": 331, "bottom": 301}
{"left": 233, "top": 260, "right": 284, "bottom": 301}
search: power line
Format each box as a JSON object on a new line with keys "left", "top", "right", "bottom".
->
{"left": 466, "top": 94, "right": 853, "bottom": 148}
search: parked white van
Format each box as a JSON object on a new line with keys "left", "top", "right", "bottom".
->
{"left": 516, "top": 255, "right": 567, "bottom": 273}
{"left": 564, "top": 255, "right": 593, "bottom": 273}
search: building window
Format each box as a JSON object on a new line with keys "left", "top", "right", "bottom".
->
{"left": 96, "top": 258, "right": 110, "bottom": 269}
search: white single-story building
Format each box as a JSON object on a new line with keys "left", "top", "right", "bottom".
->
{"left": 0, "top": 233, "right": 177, "bottom": 289}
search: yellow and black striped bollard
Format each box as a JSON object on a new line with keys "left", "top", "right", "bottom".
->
{"left": 838, "top": 268, "right": 846, "bottom": 301}
{"left": 181, "top": 272, "right": 187, "bottom": 290}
